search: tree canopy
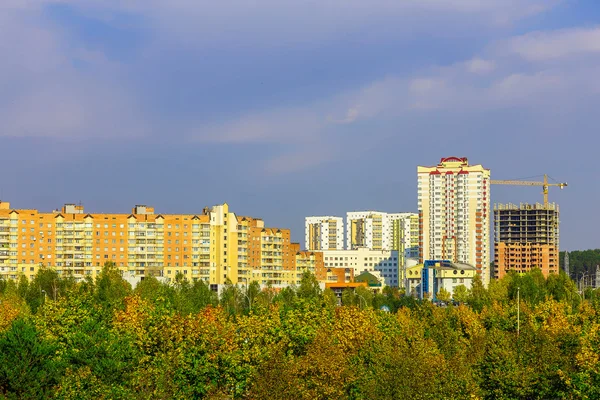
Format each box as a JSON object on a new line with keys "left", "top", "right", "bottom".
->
{"left": 0, "top": 261, "right": 599, "bottom": 399}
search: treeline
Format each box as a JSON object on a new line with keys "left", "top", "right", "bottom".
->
{"left": 560, "top": 249, "right": 600, "bottom": 280}
{"left": 1, "top": 263, "right": 600, "bottom": 399}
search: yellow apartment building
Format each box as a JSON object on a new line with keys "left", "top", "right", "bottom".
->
{"left": 0, "top": 201, "right": 322, "bottom": 286}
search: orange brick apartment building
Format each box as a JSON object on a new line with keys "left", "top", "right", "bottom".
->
{"left": 0, "top": 201, "right": 324, "bottom": 286}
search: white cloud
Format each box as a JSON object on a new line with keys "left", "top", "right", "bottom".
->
{"left": 410, "top": 78, "right": 442, "bottom": 94}
{"left": 190, "top": 22, "right": 600, "bottom": 173}
{"left": 328, "top": 107, "right": 360, "bottom": 124}
{"left": 466, "top": 58, "right": 496, "bottom": 74}
{"left": 191, "top": 107, "right": 323, "bottom": 144}
{"left": 0, "top": 0, "right": 576, "bottom": 174}
{"left": 507, "top": 26, "right": 600, "bottom": 61}
{"left": 43, "top": 0, "right": 563, "bottom": 49}
{"left": 488, "top": 71, "right": 564, "bottom": 102}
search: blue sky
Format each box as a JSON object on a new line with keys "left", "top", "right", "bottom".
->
{"left": 1, "top": 0, "right": 599, "bottom": 250}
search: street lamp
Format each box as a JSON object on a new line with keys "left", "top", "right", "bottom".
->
{"left": 516, "top": 286, "right": 520, "bottom": 338}
{"left": 241, "top": 291, "right": 253, "bottom": 313}
{"left": 580, "top": 272, "right": 587, "bottom": 301}
{"left": 356, "top": 293, "right": 367, "bottom": 309}
{"left": 41, "top": 289, "right": 47, "bottom": 317}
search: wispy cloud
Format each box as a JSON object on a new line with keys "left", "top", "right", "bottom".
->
{"left": 263, "top": 147, "right": 334, "bottom": 175}
{"left": 506, "top": 26, "right": 600, "bottom": 61}
{"left": 40, "top": 0, "right": 563, "bottom": 48}
{"left": 328, "top": 107, "right": 360, "bottom": 124}
{"left": 0, "top": 0, "right": 570, "bottom": 171}
{"left": 190, "top": 106, "right": 323, "bottom": 144}
{"left": 188, "top": 20, "right": 600, "bottom": 172}
{"left": 466, "top": 58, "right": 496, "bottom": 74}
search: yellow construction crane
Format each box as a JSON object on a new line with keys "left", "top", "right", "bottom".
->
{"left": 490, "top": 174, "right": 567, "bottom": 207}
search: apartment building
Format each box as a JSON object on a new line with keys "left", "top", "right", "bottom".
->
{"left": 292, "top": 243, "right": 326, "bottom": 284}
{"left": 0, "top": 201, "right": 322, "bottom": 287}
{"left": 319, "top": 248, "right": 399, "bottom": 287}
{"left": 346, "top": 211, "right": 416, "bottom": 251}
{"left": 304, "top": 216, "right": 344, "bottom": 250}
{"left": 493, "top": 203, "right": 560, "bottom": 279}
{"left": 417, "top": 157, "right": 491, "bottom": 284}
{"left": 392, "top": 213, "right": 419, "bottom": 264}
{"left": 347, "top": 211, "right": 385, "bottom": 250}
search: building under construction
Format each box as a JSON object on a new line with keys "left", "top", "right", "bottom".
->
{"left": 493, "top": 202, "right": 560, "bottom": 279}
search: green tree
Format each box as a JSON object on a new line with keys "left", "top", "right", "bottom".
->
{"left": 355, "top": 286, "right": 373, "bottom": 309}
{"left": 94, "top": 261, "right": 131, "bottom": 315}
{"left": 488, "top": 277, "right": 509, "bottom": 303}
{"left": 476, "top": 328, "right": 534, "bottom": 399}
{"left": 296, "top": 272, "right": 322, "bottom": 302}
{"left": 16, "top": 275, "right": 28, "bottom": 299}
{"left": 436, "top": 287, "right": 451, "bottom": 303}
{"left": 242, "top": 281, "right": 262, "bottom": 313}
{"left": 468, "top": 275, "right": 490, "bottom": 311}
{"left": 0, "top": 278, "right": 7, "bottom": 295}
{"left": 452, "top": 285, "right": 469, "bottom": 304}
{"left": 0, "top": 318, "right": 63, "bottom": 399}
{"left": 323, "top": 288, "right": 339, "bottom": 309}
{"left": 24, "top": 267, "right": 77, "bottom": 314}
{"left": 546, "top": 272, "right": 578, "bottom": 304}
{"left": 220, "top": 281, "right": 242, "bottom": 315}
{"left": 507, "top": 269, "right": 547, "bottom": 304}
{"left": 341, "top": 288, "right": 355, "bottom": 307}
{"left": 256, "top": 281, "right": 276, "bottom": 308}
{"left": 276, "top": 286, "right": 297, "bottom": 308}
{"left": 135, "top": 275, "right": 175, "bottom": 308}
{"left": 188, "top": 278, "right": 219, "bottom": 312}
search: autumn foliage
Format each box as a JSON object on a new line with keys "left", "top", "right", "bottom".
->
{"left": 1, "top": 265, "right": 600, "bottom": 399}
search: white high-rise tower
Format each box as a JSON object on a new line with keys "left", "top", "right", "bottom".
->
{"left": 417, "top": 157, "right": 491, "bottom": 284}
{"left": 305, "top": 216, "right": 344, "bottom": 250}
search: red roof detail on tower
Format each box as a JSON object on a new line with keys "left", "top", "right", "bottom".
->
{"left": 430, "top": 170, "right": 442, "bottom": 175}
{"left": 445, "top": 171, "right": 454, "bottom": 175}
{"left": 440, "top": 156, "right": 467, "bottom": 163}
{"left": 458, "top": 170, "right": 469, "bottom": 175}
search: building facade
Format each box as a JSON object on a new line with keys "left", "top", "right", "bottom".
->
{"left": 0, "top": 201, "right": 322, "bottom": 287}
{"left": 406, "top": 260, "right": 477, "bottom": 300}
{"left": 493, "top": 203, "right": 560, "bottom": 279}
{"left": 304, "top": 216, "right": 344, "bottom": 250}
{"left": 392, "top": 213, "right": 420, "bottom": 265}
{"left": 319, "top": 248, "right": 399, "bottom": 287}
{"left": 346, "top": 211, "right": 416, "bottom": 252}
{"left": 417, "top": 157, "right": 491, "bottom": 284}
{"left": 346, "top": 211, "right": 382, "bottom": 250}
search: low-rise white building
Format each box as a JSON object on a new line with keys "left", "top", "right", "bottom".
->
{"left": 406, "top": 260, "right": 477, "bottom": 300}
{"left": 318, "top": 247, "right": 399, "bottom": 287}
